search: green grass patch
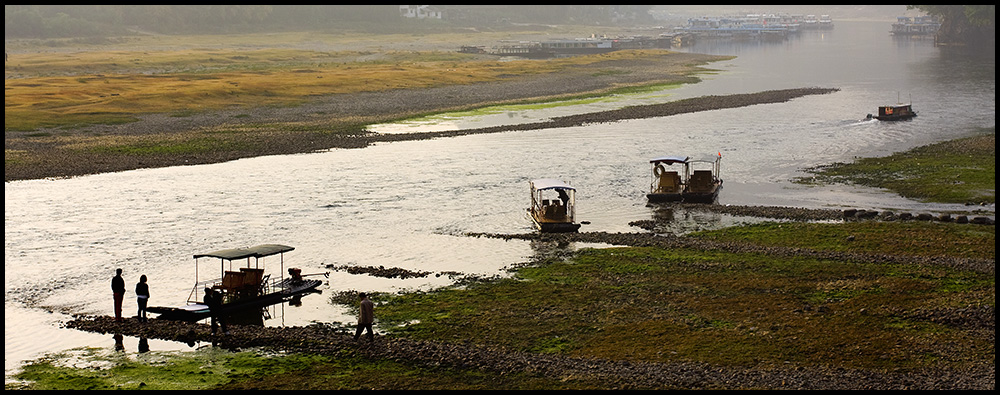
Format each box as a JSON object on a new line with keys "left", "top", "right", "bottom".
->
{"left": 8, "top": 222, "right": 994, "bottom": 389}
{"left": 377, "top": 81, "right": 687, "bottom": 129}
{"left": 373, "top": 236, "right": 993, "bottom": 370}
{"left": 798, "top": 131, "right": 995, "bottom": 204}
{"left": 688, "top": 221, "right": 995, "bottom": 260}
{"left": 7, "top": 340, "right": 606, "bottom": 390}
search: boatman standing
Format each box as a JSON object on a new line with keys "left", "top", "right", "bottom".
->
{"left": 111, "top": 268, "right": 126, "bottom": 322}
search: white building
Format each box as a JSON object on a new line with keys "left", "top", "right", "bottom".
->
{"left": 399, "top": 5, "right": 443, "bottom": 20}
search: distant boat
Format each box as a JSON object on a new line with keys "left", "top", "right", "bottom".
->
{"left": 891, "top": 16, "right": 940, "bottom": 36}
{"left": 869, "top": 94, "right": 917, "bottom": 121}
{"left": 528, "top": 179, "right": 581, "bottom": 233}
{"left": 871, "top": 103, "right": 917, "bottom": 121}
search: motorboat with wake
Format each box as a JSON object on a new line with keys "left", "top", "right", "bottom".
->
{"left": 868, "top": 93, "right": 917, "bottom": 121}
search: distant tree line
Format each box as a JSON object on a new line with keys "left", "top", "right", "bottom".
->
{"left": 907, "top": 5, "right": 995, "bottom": 46}
{"left": 4, "top": 5, "right": 655, "bottom": 39}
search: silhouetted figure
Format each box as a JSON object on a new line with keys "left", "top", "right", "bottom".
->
{"left": 353, "top": 292, "right": 375, "bottom": 342}
{"left": 138, "top": 337, "right": 150, "bottom": 353}
{"left": 135, "top": 274, "right": 150, "bottom": 322}
{"left": 204, "top": 288, "right": 228, "bottom": 335}
{"left": 557, "top": 189, "right": 570, "bottom": 208}
{"left": 112, "top": 268, "right": 126, "bottom": 321}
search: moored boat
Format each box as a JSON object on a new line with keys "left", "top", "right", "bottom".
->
{"left": 681, "top": 153, "right": 723, "bottom": 204}
{"left": 646, "top": 156, "right": 689, "bottom": 203}
{"left": 528, "top": 179, "right": 581, "bottom": 233}
{"left": 146, "top": 244, "right": 325, "bottom": 322}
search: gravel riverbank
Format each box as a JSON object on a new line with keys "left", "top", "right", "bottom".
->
{"left": 66, "top": 312, "right": 993, "bottom": 390}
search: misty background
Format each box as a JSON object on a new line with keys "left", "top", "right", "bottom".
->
{"left": 6, "top": 5, "right": 916, "bottom": 39}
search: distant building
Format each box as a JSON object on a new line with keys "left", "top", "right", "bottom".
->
{"left": 400, "top": 5, "right": 444, "bottom": 20}
{"left": 891, "top": 15, "right": 940, "bottom": 37}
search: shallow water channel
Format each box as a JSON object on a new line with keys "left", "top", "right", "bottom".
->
{"left": 4, "top": 20, "right": 995, "bottom": 379}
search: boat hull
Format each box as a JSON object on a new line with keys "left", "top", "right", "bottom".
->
{"left": 874, "top": 113, "right": 916, "bottom": 121}
{"left": 536, "top": 222, "right": 582, "bottom": 233}
{"left": 682, "top": 183, "right": 722, "bottom": 204}
{"left": 646, "top": 192, "right": 683, "bottom": 203}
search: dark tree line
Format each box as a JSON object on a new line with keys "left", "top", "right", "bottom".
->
{"left": 908, "top": 5, "right": 995, "bottom": 46}
{"left": 4, "top": 5, "right": 655, "bottom": 39}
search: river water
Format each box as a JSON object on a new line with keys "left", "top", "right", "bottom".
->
{"left": 4, "top": 20, "right": 995, "bottom": 378}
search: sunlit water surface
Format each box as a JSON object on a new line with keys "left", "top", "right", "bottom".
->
{"left": 5, "top": 20, "right": 994, "bottom": 378}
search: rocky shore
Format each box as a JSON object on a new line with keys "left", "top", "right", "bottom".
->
{"left": 63, "top": 205, "right": 994, "bottom": 389}
{"left": 66, "top": 312, "right": 993, "bottom": 390}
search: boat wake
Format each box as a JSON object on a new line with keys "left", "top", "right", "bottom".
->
{"left": 849, "top": 117, "right": 879, "bottom": 126}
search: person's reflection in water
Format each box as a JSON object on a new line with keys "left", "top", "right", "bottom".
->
{"left": 138, "top": 337, "right": 150, "bottom": 353}
{"left": 113, "top": 333, "right": 125, "bottom": 352}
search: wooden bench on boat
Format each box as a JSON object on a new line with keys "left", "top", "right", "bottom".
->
{"left": 655, "top": 171, "right": 682, "bottom": 194}
{"left": 688, "top": 170, "right": 715, "bottom": 193}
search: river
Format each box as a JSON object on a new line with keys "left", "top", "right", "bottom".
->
{"left": 4, "top": 20, "right": 995, "bottom": 379}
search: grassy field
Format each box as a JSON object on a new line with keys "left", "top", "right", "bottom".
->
{"left": 799, "top": 131, "right": 995, "bottom": 205}
{"left": 5, "top": 28, "right": 699, "bottom": 132}
{"left": 6, "top": 31, "right": 730, "bottom": 181}
{"left": 10, "top": 220, "right": 993, "bottom": 390}
{"left": 5, "top": 47, "right": 662, "bottom": 131}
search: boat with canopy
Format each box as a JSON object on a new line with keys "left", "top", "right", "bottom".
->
{"left": 528, "top": 179, "right": 582, "bottom": 233}
{"left": 146, "top": 244, "right": 325, "bottom": 322}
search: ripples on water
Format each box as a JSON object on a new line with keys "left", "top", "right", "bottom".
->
{"left": 4, "top": 20, "right": 995, "bottom": 376}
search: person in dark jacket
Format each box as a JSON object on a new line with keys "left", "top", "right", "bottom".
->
{"left": 353, "top": 292, "right": 375, "bottom": 342}
{"left": 135, "top": 275, "right": 150, "bottom": 322}
{"left": 204, "top": 288, "right": 228, "bottom": 335}
{"left": 112, "top": 268, "right": 126, "bottom": 321}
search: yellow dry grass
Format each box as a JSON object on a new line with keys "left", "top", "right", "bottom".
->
{"left": 5, "top": 44, "right": 674, "bottom": 131}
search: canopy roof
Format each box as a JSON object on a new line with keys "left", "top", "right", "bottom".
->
{"left": 650, "top": 156, "right": 689, "bottom": 165}
{"left": 688, "top": 152, "right": 722, "bottom": 164}
{"left": 531, "top": 178, "right": 575, "bottom": 191}
{"left": 193, "top": 244, "right": 294, "bottom": 260}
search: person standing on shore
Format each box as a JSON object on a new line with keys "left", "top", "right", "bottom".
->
{"left": 111, "top": 268, "right": 125, "bottom": 321}
{"left": 135, "top": 275, "right": 150, "bottom": 322}
{"left": 205, "top": 288, "right": 228, "bottom": 335}
{"left": 353, "top": 292, "right": 375, "bottom": 342}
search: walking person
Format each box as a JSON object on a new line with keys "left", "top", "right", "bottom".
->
{"left": 353, "top": 292, "right": 375, "bottom": 342}
{"left": 135, "top": 275, "right": 150, "bottom": 322}
{"left": 111, "top": 268, "right": 126, "bottom": 322}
